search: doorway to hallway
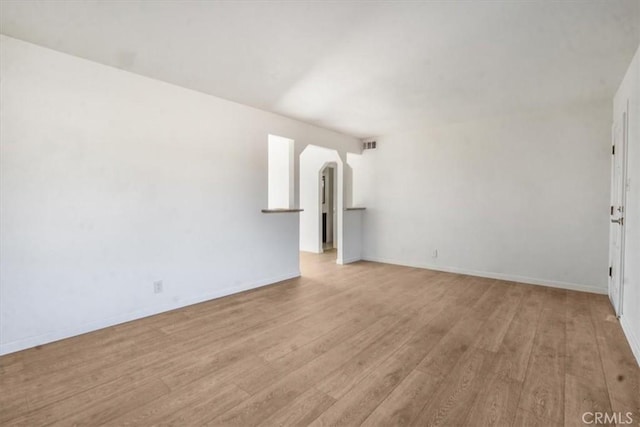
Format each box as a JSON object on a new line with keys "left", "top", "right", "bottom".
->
{"left": 321, "top": 165, "right": 337, "bottom": 257}
{"left": 299, "top": 145, "right": 343, "bottom": 264}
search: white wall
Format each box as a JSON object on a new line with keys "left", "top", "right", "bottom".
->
{"left": 342, "top": 210, "right": 363, "bottom": 263}
{"left": 359, "top": 101, "right": 612, "bottom": 294}
{"left": 342, "top": 153, "right": 366, "bottom": 263}
{"left": 0, "top": 36, "right": 360, "bottom": 355}
{"left": 346, "top": 152, "right": 365, "bottom": 208}
{"left": 615, "top": 45, "right": 640, "bottom": 365}
{"left": 267, "top": 134, "right": 294, "bottom": 209}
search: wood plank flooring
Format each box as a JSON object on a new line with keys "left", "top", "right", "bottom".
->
{"left": 1, "top": 252, "right": 638, "bottom": 426}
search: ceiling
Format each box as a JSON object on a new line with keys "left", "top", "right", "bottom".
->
{"left": 1, "top": 1, "right": 638, "bottom": 138}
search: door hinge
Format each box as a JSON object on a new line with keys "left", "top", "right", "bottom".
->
{"left": 612, "top": 145, "right": 615, "bottom": 155}
{"left": 609, "top": 266, "right": 613, "bottom": 277}
{"left": 611, "top": 206, "right": 614, "bottom": 215}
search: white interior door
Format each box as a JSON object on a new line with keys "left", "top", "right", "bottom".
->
{"left": 609, "top": 107, "right": 628, "bottom": 317}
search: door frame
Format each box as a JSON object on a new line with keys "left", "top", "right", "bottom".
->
{"left": 319, "top": 163, "right": 337, "bottom": 253}
{"left": 609, "top": 100, "right": 629, "bottom": 317}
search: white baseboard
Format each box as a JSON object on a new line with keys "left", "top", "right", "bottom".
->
{"left": 340, "top": 256, "right": 362, "bottom": 265}
{"left": 0, "top": 271, "right": 301, "bottom": 356}
{"left": 620, "top": 316, "right": 640, "bottom": 367}
{"left": 361, "top": 255, "right": 607, "bottom": 295}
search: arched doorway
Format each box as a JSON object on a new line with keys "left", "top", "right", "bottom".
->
{"left": 299, "top": 145, "right": 343, "bottom": 263}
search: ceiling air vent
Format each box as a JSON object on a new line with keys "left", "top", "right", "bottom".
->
{"left": 363, "top": 140, "right": 377, "bottom": 150}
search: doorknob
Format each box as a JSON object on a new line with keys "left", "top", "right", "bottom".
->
{"left": 611, "top": 218, "right": 624, "bottom": 225}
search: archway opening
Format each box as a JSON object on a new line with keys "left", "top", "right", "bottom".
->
{"left": 299, "top": 145, "right": 343, "bottom": 265}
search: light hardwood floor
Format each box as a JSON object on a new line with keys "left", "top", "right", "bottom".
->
{"left": 1, "top": 252, "right": 638, "bottom": 426}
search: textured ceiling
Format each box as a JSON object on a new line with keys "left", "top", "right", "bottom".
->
{"left": 1, "top": 0, "right": 638, "bottom": 138}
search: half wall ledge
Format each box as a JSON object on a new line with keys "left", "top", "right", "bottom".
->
{"left": 261, "top": 208, "right": 304, "bottom": 213}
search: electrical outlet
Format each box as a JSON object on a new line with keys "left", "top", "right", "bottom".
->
{"left": 432, "top": 249, "right": 438, "bottom": 258}
{"left": 154, "top": 280, "right": 163, "bottom": 294}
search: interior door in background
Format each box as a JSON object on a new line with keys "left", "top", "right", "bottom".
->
{"left": 609, "top": 106, "right": 628, "bottom": 317}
